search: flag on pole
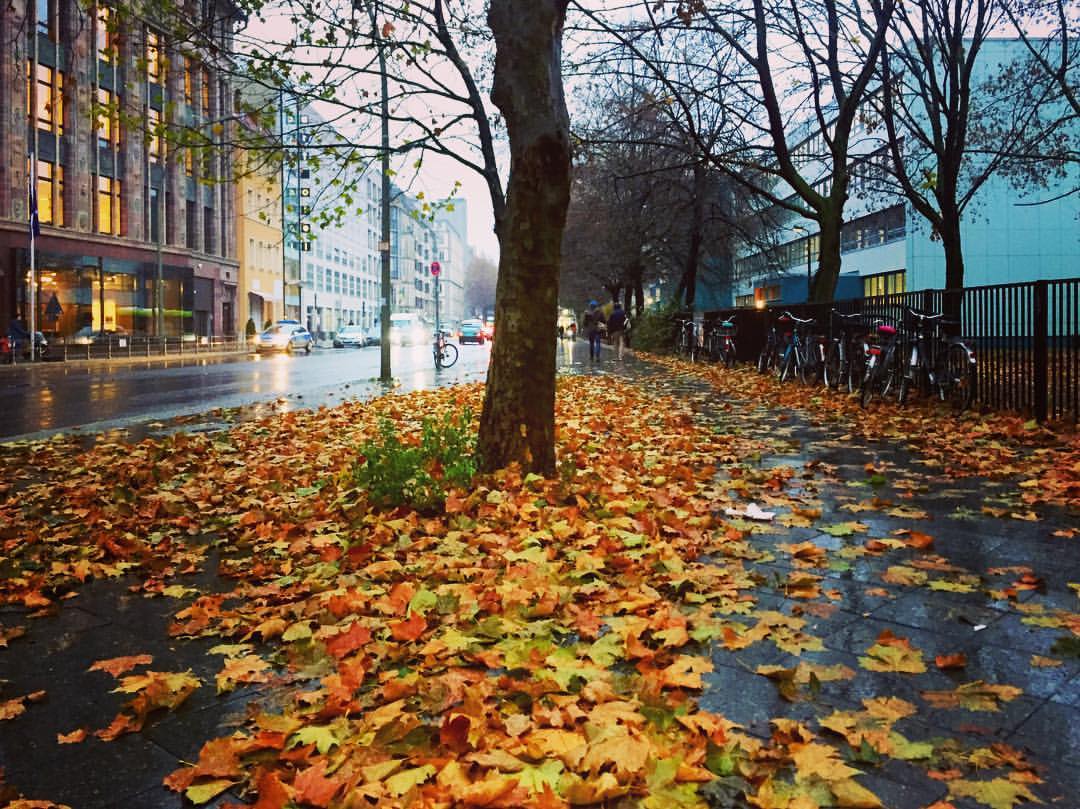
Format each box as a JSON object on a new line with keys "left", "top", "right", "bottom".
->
{"left": 28, "top": 169, "right": 40, "bottom": 239}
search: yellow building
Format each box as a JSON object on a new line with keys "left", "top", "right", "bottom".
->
{"left": 236, "top": 148, "right": 285, "bottom": 335}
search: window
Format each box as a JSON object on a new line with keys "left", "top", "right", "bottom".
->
{"left": 146, "top": 30, "right": 162, "bottom": 83}
{"left": 97, "top": 87, "right": 118, "bottom": 149}
{"left": 148, "top": 108, "right": 162, "bottom": 162}
{"left": 27, "top": 63, "right": 64, "bottom": 135}
{"left": 200, "top": 68, "right": 211, "bottom": 117}
{"left": 204, "top": 206, "right": 214, "bottom": 253}
{"left": 31, "top": 159, "right": 63, "bottom": 227}
{"left": 186, "top": 200, "right": 197, "bottom": 248}
{"left": 37, "top": 0, "right": 55, "bottom": 39}
{"left": 184, "top": 58, "right": 194, "bottom": 105}
{"left": 97, "top": 175, "right": 120, "bottom": 235}
{"left": 863, "top": 270, "right": 906, "bottom": 298}
{"left": 97, "top": 4, "right": 114, "bottom": 62}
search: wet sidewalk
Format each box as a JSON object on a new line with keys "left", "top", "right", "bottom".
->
{"left": 1, "top": 344, "right": 1077, "bottom": 808}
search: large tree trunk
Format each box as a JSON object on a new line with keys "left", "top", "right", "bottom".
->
{"left": 681, "top": 163, "right": 707, "bottom": 310}
{"left": 812, "top": 205, "right": 843, "bottom": 303}
{"left": 940, "top": 210, "right": 965, "bottom": 323}
{"left": 477, "top": 0, "right": 571, "bottom": 476}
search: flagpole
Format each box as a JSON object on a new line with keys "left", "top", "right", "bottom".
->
{"left": 29, "top": 156, "right": 37, "bottom": 362}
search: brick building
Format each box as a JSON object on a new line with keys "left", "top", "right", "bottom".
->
{"left": 0, "top": 0, "right": 239, "bottom": 340}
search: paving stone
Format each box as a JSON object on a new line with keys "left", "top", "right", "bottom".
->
{"left": 1009, "top": 700, "right": 1080, "bottom": 767}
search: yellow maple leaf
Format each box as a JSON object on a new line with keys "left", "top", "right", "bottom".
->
{"left": 791, "top": 742, "right": 862, "bottom": 783}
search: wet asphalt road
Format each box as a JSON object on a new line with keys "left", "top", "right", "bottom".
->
{"left": 0, "top": 342, "right": 500, "bottom": 442}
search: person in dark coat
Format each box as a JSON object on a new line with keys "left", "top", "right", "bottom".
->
{"left": 583, "top": 300, "right": 603, "bottom": 360}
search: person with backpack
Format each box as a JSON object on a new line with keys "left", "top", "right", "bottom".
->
{"left": 583, "top": 300, "right": 603, "bottom": 360}
{"left": 607, "top": 302, "right": 628, "bottom": 360}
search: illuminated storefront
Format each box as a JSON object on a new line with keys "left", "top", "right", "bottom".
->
{"left": 14, "top": 250, "right": 195, "bottom": 338}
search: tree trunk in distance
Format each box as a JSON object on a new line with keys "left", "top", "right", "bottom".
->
{"left": 477, "top": 0, "right": 571, "bottom": 476}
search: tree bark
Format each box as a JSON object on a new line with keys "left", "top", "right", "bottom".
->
{"left": 680, "top": 162, "right": 707, "bottom": 310}
{"left": 940, "top": 210, "right": 965, "bottom": 322}
{"left": 477, "top": 0, "right": 571, "bottom": 476}
{"left": 813, "top": 204, "right": 844, "bottom": 303}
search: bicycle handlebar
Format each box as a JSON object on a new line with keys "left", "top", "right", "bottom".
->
{"left": 781, "top": 312, "right": 815, "bottom": 325}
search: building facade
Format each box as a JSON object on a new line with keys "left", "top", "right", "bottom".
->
{"left": 0, "top": 0, "right": 239, "bottom": 339}
{"left": 731, "top": 39, "right": 1079, "bottom": 308}
{"left": 281, "top": 103, "right": 471, "bottom": 338}
{"left": 235, "top": 125, "right": 286, "bottom": 333}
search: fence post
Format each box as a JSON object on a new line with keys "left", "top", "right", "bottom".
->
{"left": 1033, "top": 280, "right": 1048, "bottom": 422}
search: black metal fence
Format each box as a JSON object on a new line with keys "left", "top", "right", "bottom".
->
{"left": 701, "top": 277, "right": 1080, "bottom": 423}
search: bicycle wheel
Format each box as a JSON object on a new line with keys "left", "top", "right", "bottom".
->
{"left": 803, "top": 340, "right": 825, "bottom": 386}
{"left": 438, "top": 342, "right": 459, "bottom": 369}
{"left": 723, "top": 341, "right": 737, "bottom": 368}
{"left": 847, "top": 343, "right": 866, "bottom": 395}
{"left": 823, "top": 342, "right": 841, "bottom": 389}
{"left": 779, "top": 348, "right": 795, "bottom": 383}
{"left": 757, "top": 341, "right": 773, "bottom": 374}
{"left": 941, "top": 343, "right": 974, "bottom": 412}
{"left": 860, "top": 354, "right": 879, "bottom": 408}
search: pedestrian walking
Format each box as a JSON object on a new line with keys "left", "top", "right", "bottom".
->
{"left": 583, "top": 300, "right": 603, "bottom": 360}
{"left": 607, "top": 302, "right": 628, "bottom": 360}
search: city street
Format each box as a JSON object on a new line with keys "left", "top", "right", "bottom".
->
{"left": 0, "top": 343, "right": 494, "bottom": 442}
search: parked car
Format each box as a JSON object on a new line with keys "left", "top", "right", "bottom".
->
{"left": 458, "top": 319, "right": 486, "bottom": 345}
{"left": 256, "top": 321, "right": 313, "bottom": 353}
{"left": 70, "top": 326, "right": 126, "bottom": 345}
{"left": 365, "top": 327, "right": 381, "bottom": 347}
{"left": 333, "top": 325, "right": 368, "bottom": 348}
{"left": 389, "top": 312, "right": 429, "bottom": 346}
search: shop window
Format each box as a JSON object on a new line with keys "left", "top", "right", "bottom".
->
{"left": 96, "top": 175, "right": 120, "bottom": 234}
{"left": 97, "top": 4, "right": 114, "bottom": 63}
{"left": 146, "top": 29, "right": 162, "bottom": 83}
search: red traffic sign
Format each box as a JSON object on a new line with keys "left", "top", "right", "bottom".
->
{"left": 430, "top": 261, "right": 441, "bottom": 276}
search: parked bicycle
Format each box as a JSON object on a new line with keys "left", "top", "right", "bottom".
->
{"left": 823, "top": 311, "right": 869, "bottom": 394}
{"left": 860, "top": 319, "right": 902, "bottom": 408}
{"left": 757, "top": 313, "right": 788, "bottom": 374}
{"left": 712, "top": 317, "right": 738, "bottom": 367}
{"left": 674, "top": 318, "right": 697, "bottom": 360}
{"left": 898, "top": 309, "right": 976, "bottom": 411}
{"left": 776, "top": 312, "right": 823, "bottom": 385}
{"left": 433, "top": 330, "right": 458, "bottom": 370}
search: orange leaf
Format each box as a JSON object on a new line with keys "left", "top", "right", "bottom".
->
{"left": 389, "top": 610, "right": 427, "bottom": 642}
{"left": 903, "top": 531, "right": 935, "bottom": 549}
{"left": 251, "top": 769, "right": 290, "bottom": 809}
{"left": 935, "top": 653, "right": 968, "bottom": 670}
{"left": 325, "top": 621, "right": 372, "bottom": 659}
{"left": 88, "top": 654, "right": 154, "bottom": 677}
{"left": 58, "top": 728, "right": 88, "bottom": 744}
{"left": 439, "top": 713, "right": 472, "bottom": 753}
{"left": 293, "top": 761, "right": 342, "bottom": 808}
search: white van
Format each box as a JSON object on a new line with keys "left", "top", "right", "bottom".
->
{"left": 389, "top": 312, "right": 429, "bottom": 346}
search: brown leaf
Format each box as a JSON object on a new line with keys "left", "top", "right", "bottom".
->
{"left": 88, "top": 654, "right": 154, "bottom": 677}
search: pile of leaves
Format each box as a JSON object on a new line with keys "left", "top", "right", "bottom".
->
{"left": 0, "top": 368, "right": 1076, "bottom": 808}
{"left": 653, "top": 354, "right": 1080, "bottom": 510}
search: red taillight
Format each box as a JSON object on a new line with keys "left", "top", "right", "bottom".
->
{"left": 869, "top": 347, "right": 882, "bottom": 355}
